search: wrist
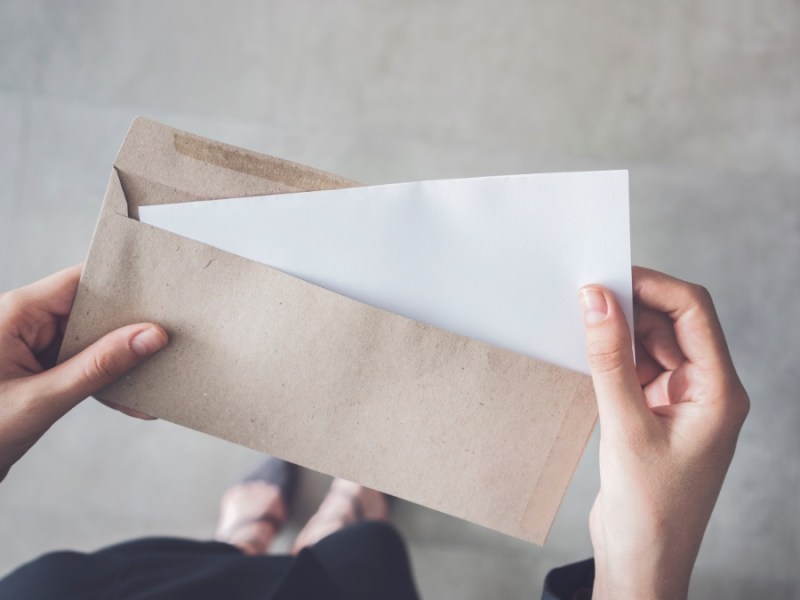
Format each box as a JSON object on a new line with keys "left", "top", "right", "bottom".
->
{"left": 592, "top": 571, "right": 690, "bottom": 600}
{"left": 591, "top": 545, "right": 694, "bottom": 600}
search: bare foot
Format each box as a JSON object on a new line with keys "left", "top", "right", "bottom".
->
{"left": 292, "top": 478, "right": 389, "bottom": 554}
{"left": 214, "top": 481, "right": 288, "bottom": 555}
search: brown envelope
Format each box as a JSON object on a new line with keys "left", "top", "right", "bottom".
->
{"left": 59, "top": 117, "right": 597, "bottom": 544}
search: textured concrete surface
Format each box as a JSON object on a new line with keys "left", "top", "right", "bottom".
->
{"left": 0, "top": 1, "right": 798, "bottom": 598}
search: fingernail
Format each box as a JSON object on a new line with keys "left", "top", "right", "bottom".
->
{"left": 580, "top": 288, "right": 608, "bottom": 324}
{"left": 130, "top": 327, "right": 168, "bottom": 357}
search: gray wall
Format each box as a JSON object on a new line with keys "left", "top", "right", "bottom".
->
{"left": 1, "top": 2, "right": 798, "bottom": 597}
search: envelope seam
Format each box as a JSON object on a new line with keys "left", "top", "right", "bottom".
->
{"left": 519, "top": 376, "right": 594, "bottom": 542}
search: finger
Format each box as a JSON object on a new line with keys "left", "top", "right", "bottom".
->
{"left": 642, "top": 370, "right": 675, "bottom": 409}
{"left": 634, "top": 337, "right": 663, "bottom": 387}
{"left": 635, "top": 305, "right": 686, "bottom": 371}
{"left": 579, "top": 285, "right": 651, "bottom": 429}
{"left": 12, "top": 264, "right": 83, "bottom": 317}
{"left": 24, "top": 324, "right": 168, "bottom": 418}
{"left": 1, "top": 265, "right": 83, "bottom": 351}
{"left": 632, "top": 267, "right": 732, "bottom": 370}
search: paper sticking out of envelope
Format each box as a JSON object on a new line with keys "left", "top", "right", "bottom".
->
{"left": 58, "top": 118, "right": 632, "bottom": 544}
{"left": 139, "top": 171, "right": 632, "bottom": 375}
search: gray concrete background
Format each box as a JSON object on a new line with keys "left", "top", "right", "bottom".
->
{"left": 0, "top": 1, "right": 798, "bottom": 597}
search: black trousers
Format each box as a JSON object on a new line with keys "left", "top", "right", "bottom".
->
{"left": 0, "top": 521, "right": 421, "bottom": 600}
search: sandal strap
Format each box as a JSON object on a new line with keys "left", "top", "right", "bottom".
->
{"left": 242, "top": 457, "right": 298, "bottom": 508}
{"left": 329, "top": 490, "right": 365, "bottom": 523}
{"left": 234, "top": 512, "right": 284, "bottom": 531}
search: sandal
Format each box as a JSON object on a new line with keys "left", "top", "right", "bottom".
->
{"left": 215, "top": 456, "right": 298, "bottom": 554}
{"left": 291, "top": 478, "right": 390, "bottom": 553}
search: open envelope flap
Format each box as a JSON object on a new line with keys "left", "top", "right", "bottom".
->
{"left": 106, "top": 117, "right": 358, "bottom": 220}
{"left": 59, "top": 118, "right": 598, "bottom": 544}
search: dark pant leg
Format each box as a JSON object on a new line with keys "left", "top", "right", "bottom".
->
{"left": 0, "top": 539, "right": 290, "bottom": 600}
{"left": 541, "top": 558, "right": 595, "bottom": 600}
{"left": 306, "top": 521, "right": 421, "bottom": 600}
{"left": 0, "top": 526, "right": 420, "bottom": 600}
{"left": 0, "top": 550, "right": 119, "bottom": 600}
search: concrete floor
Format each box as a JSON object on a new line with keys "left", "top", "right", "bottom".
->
{"left": 1, "top": 1, "right": 798, "bottom": 597}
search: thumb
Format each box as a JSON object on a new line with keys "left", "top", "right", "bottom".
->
{"left": 28, "top": 324, "right": 168, "bottom": 417}
{"left": 579, "top": 286, "right": 648, "bottom": 429}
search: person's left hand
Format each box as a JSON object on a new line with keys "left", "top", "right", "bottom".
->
{"left": 0, "top": 265, "right": 168, "bottom": 483}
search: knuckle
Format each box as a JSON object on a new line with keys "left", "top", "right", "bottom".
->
{"left": 689, "top": 283, "right": 714, "bottom": 309}
{"left": 0, "top": 290, "right": 24, "bottom": 320}
{"left": 587, "top": 339, "right": 629, "bottom": 373}
{"left": 711, "top": 387, "right": 750, "bottom": 431}
{"left": 83, "top": 352, "right": 121, "bottom": 387}
{"left": 731, "top": 390, "right": 751, "bottom": 425}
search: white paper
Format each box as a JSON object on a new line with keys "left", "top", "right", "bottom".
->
{"left": 139, "top": 171, "right": 631, "bottom": 374}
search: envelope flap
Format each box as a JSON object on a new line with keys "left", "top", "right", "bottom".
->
{"left": 114, "top": 117, "right": 357, "bottom": 219}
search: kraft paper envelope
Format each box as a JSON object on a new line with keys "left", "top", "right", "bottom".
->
{"left": 60, "top": 117, "right": 604, "bottom": 544}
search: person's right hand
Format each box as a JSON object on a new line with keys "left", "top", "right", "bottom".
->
{"left": 578, "top": 267, "right": 749, "bottom": 600}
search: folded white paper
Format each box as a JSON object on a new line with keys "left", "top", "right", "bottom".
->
{"left": 139, "top": 171, "right": 631, "bottom": 374}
